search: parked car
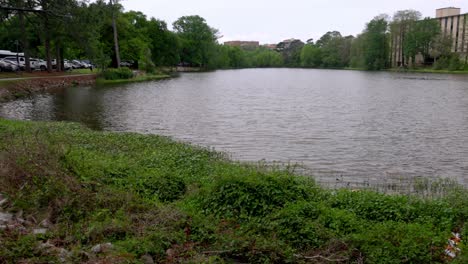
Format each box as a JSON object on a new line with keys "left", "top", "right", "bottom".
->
{"left": 80, "top": 60, "right": 93, "bottom": 69}
{"left": 0, "top": 59, "right": 19, "bottom": 72}
{"left": 120, "top": 60, "right": 134, "bottom": 68}
{"left": 30, "top": 58, "right": 47, "bottom": 71}
{"left": 51, "top": 59, "right": 72, "bottom": 71}
{"left": 3, "top": 56, "right": 37, "bottom": 70}
{"left": 63, "top": 60, "right": 73, "bottom": 71}
{"left": 70, "top": 60, "right": 84, "bottom": 69}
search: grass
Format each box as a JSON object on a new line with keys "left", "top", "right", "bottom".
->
{"left": 387, "top": 67, "right": 468, "bottom": 74}
{"left": 0, "top": 119, "right": 466, "bottom": 263}
{"left": 96, "top": 73, "right": 171, "bottom": 85}
{"left": 0, "top": 69, "right": 95, "bottom": 79}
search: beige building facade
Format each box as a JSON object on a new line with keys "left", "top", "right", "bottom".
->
{"left": 436, "top": 8, "right": 467, "bottom": 53}
{"left": 224, "top": 41, "right": 260, "bottom": 50}
{"left": 391, "top": 7, "right": 468, "bottom": 67}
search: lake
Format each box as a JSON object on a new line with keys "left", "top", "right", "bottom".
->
{"left": 2, "top": 68, "right": 468, "bottom": 189}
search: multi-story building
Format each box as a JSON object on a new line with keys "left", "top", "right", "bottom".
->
{"left": 224, "top": 41, "right": 260, "bottom": 50}
{"left": 436, "top": 7, "right": 467, "bottom": 54}
{"left": 391, "top": 7, "right": 468, "bottom": 67}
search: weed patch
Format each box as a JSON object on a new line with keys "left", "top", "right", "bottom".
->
{"left": 0, "top": 119, "right": 466, "bottom": 263}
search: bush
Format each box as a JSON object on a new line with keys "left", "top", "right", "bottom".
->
{"left": 329, "top": 190, "right": 456, "bottom": 230}
{"left": 101, "top": 67, "right": 134, "bottom": 80}
{"left": 433, "top": 56, "right": 449, "bottom": 70}
{"left": 433, "top": 54, "right": 463, "bottom": 71}
{"left": 270, "top": 202, "right": 332, "bottom": 249}
{"left": 198, "top": 172, "right": 318, "bottom": 219}
{"left": 351, "top": 222, "right": 446, "bottom": 264}
{"left": 449, "top": 55, "right": 463, "bottom": 71}
{"left": 136, "top": 173, "right": 186, "bottom": 202}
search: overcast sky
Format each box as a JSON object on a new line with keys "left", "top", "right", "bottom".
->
{"left": 121, "top": 0, "right": 468, "bottom": 44}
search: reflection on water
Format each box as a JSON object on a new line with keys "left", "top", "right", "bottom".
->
{"left": 1, "top": 69, "right": 468, "bottom": 188}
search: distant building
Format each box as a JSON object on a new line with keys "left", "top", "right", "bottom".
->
{"left": 224, "top": 41, "right": 260, "bottom": 50}
{"left": 263, "top": 44, "right": 277, "bottom": 50}
{"left": 391, "top": 7, "right": 468, "bottom": 67}
{"left": 435, "top": 7, "right": 467, "bottom": 53}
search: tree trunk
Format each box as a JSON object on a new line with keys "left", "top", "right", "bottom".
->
{"left": 55, "top": 44, "right": 62, "bottom": 72}
{"left": 110, "top": 0, "right": 121, "bottom": 68}
{"left": 42, "top": 0, "right": 52, "bottom": 73}
{"left": 45, "top": 33, "right": 52, "bottom": 72}
{"left": 19, "top": 10, "right": 31, "bottom": 72}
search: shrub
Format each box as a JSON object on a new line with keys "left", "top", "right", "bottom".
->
{"left": 434, "top": 54, "right": 463, "bottom": 71}
{"left": 101, "top": 67, "right": 134, "bottom": 80}
{"left": 270, "top": 202, "right": 332, "bottom": 249}
{"left": 329, "top": 190, "right": 457, "bottom": 230}
{"left": 198, "top": 172, "right": 318, "bottom": 219}
{"left": 351, "top": 222, "right": 446, "bottom": 264}
{"left": 449, "top": 55, "right": 463, "bottom": 71}
{"left": 136, "top": 173, "right": 187, "bottom": 202}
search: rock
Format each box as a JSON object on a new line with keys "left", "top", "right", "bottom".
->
{"left": 0, "top": 198, "right": 7, "bottom": 207}
{"left": 91, "top": 243, "right": 113, "bottom": 254}
{"left": 78, "top": 250, "right": 91, "bottom": 261}
{"left": 58, "top": 248, "right": 72, "bottom": 263}
{"left": 0, "top": 212, "right": 13, "bottom": 224}
{"left": 40, "top": 219, "right": 52, "bottom": 228}
{"left": 15, "top": 210, "right": 23, "bottom": 219}
{"left": 33, "top": 228, "right": 48, "bottom": 235}
{"left": 38, "top": 241, "right": 55, "bottom": 250}
{"left": 0, "top": 224, "right": 6, "bottom": 230}
{"left": 140, "top": 254, "right": 155, "bottom": 264}
{"left": 37, "top": 242, "right": 72, "bottom": 263}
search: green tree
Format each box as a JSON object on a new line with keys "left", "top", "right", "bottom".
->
{"left": 316, "top": 31, "right": 352, "bottom": 68}
{"left": 390, "top": 10, "right": 421, "bottom": 66}
{"left": 349, "top": 34, "right": 365, "bottom": 68}
{"left": 147, "top": 18, "right": 180, "bottom": 67}
{"left": 300, "top": 43, "right": 322, "bottom": 67}
{"left": 173, "top": 15, "right": 218, "bottom": 68}
{"left": 404, "top": 17, "right": 440, "bottom": 64}
{"left": 430, "top": 35, "right": 452, "bottom": 61}
{"left": 251, "top": 48, "right": 283, "bottom": 67}
{"left": 276, "top": 39, "right": 304, "bottom": 66}
{"left": 362, "top": 15, "right": 390, "bottom": 70}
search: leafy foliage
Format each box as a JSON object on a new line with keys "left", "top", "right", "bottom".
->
{"left": 0, "top": 119, "right": 466, "bottom": 263}
{"left": 101, "top": 67, "right": 133, "bottom": 80}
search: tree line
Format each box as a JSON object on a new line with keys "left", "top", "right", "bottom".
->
{"left": 0, "top": 1, "right": 465, "bottom": 72}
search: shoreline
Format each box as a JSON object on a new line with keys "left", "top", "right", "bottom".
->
{"left": 1, "top": 67, "right": 466, "bottom": 103}
{"left": 0, "top": 74, "right": 97, "bottom": 102}
{"left": 95, "top": 73, "right": 172, "bottom": 85}
{"left": 0, "top": 119, "right": 466, "bottom": 263}
{"left": 0, "top": 72, "right": 173, "bottom": 102}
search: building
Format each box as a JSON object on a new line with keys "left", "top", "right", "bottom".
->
{"left": 436, "top": 7, "right": 467, "bottom": 54}
{"left": 263, "top": 44, "right": 277, "bottom": 50}
{"left": 391, "top": 7, "right": 468, "bottom": 67}
{"left": 224, "top": 41, "right": 260, "bottom": 50}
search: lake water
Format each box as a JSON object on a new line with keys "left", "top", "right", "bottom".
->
{"left": 2, "top": 69, "right": 468, "bottom": 189}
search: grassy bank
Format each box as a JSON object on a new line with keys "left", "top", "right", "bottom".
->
{"left": 96, "top": 73, "right": 171, "bottom": 85}
{"left": 96, "top": 67, "right": 171, "bottom": 85}
{"left": 387, "top": 68, "right": 468, "bottom": 74}
{"left": 0, "top": 119, "right": 466, "bottom": 263}
{"left": 0, "top": 75, "right": 96, "bottom": 102}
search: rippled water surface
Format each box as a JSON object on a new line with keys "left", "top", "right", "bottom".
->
{"left": 2, "top": 69, "right": 468, "bottom": 187}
